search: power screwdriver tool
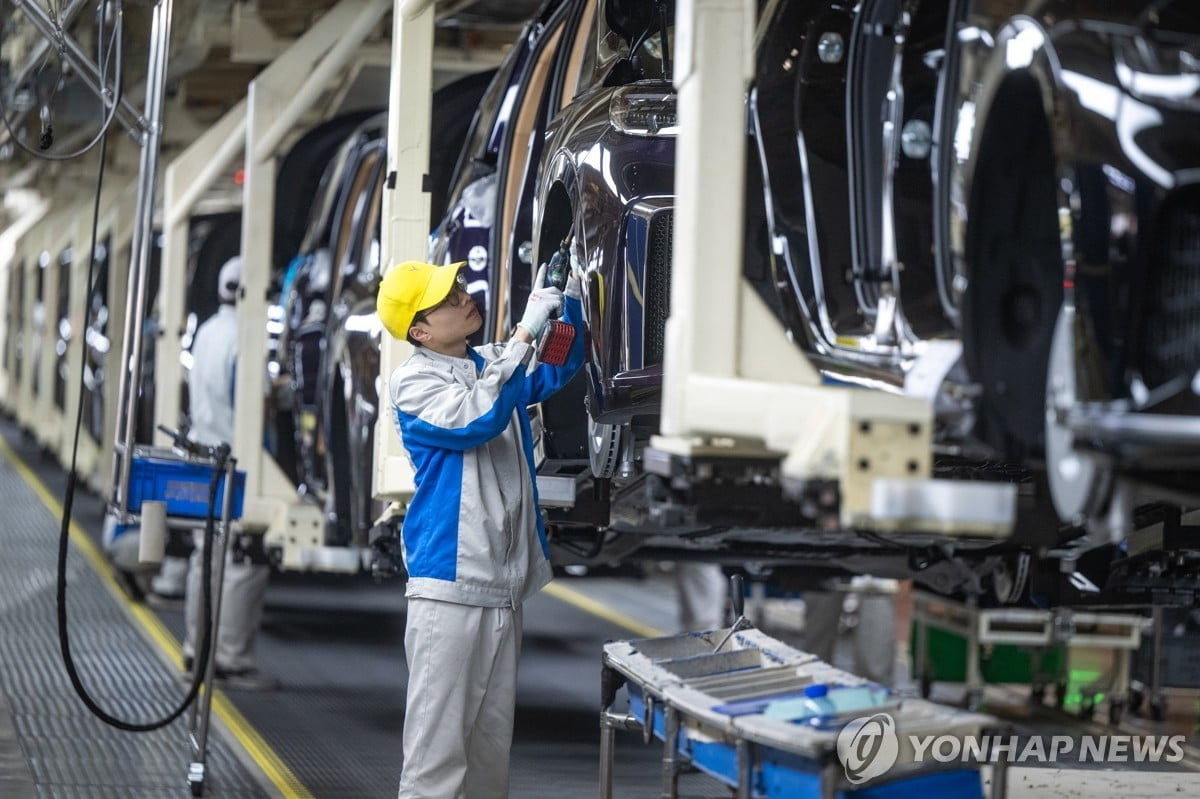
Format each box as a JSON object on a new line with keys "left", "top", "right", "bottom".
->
{"left": 536, "top": 235, "right": 577, "bottom": 366}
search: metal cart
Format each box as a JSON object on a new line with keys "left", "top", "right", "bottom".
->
{"left": 125, "top": 442, "right": 244, "bottom": 796}
{"left": 912, "top": 591, "right": 1146, "bottom": 722}
{"left": 600, "top": 626, "right": 1007, "bottom": 799}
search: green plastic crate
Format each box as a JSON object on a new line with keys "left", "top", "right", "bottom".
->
{"left": 912, "top": 624, "right": 1065, "bottom": 685}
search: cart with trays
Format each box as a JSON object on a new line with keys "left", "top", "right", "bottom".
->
{"left": 600, "top": 626, "right": 1008, "bottom": 799}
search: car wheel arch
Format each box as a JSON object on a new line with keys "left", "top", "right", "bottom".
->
{"left": 535, "top": 167, "right": 610, "bottom": 424}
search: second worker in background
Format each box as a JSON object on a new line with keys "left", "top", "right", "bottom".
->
{"left": 182, "top": 256, "right": 278, "bottom": 691}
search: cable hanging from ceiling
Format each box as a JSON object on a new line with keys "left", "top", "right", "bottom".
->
{"left": 0, "top": 0, "right": 125, "bottom": 161}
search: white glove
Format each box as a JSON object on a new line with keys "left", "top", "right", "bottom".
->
{"left": 564, "top": 250, "right": 583, "bottom": 301}
{"left": 517, "top": 264, "right": 564, "bottom": 338}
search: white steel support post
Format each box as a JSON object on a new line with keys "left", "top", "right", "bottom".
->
{"left": 0, "top": 255, "right": 6, "bottom": 406}
{"left": 17, "top": 235, "right": 46, "bottom": 430}
{"left": 0, "top": 243, "right": 9, "bottom": 405}
{"left": 35, "top": 217, "right": 66, "bottom": 452}
{"left": 0, "top": 253, "right": 11, "bottom": 405}
{"left": 29, "top": 224, "right": 47, "bottom": 439}
{"left": 660, "top": 0, "right": 977, "bottom": 532}
{"left": 18, "top": 254, "right": 38, "bottom": 425}
{"left": 663, "top": 0, "right": 827, "bottom": 446}
{"left": 10, "top": 254, "right": 24, "bottom": 417}
{"left": 73, "top": 184, "right": 136, "bottom": 490}
{"left": 234, "top": 0, "right": 390, "bottom": 532}
{"left": 59, "top": 208, "right": 92, "bottom": 471}
{"left": 663, "top": 0, "right": 762, "bottom": 434}
{"left": 153, "top": 204, "right": 192, "bottom": 445}
{"left": 0, "top": 195, "right": 48, "bottom": 408}
{"left": 97, "top": 184, "right": 138, "bottom": 496}
{"left": 156, "top": 101, "right": 248, "bottom": 447}
{"left": 372, "top": 0, "right": 434, "bottom": 503}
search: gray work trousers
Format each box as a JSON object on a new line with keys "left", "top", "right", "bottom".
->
{"left": 183, "top": 531, "right": 269, "bottom": 673}
{"left": 398, "top": 598, "right": 522, "bottom": 799}
{"left": 804, "top": 590, "right": 896, "bottom": 684}
{"left": 674, "top": 562, "right": 728, "bottom": 631}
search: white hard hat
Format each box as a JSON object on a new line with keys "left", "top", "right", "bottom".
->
{"left": 218, "top": 256, "right": 243, "bottom": 303}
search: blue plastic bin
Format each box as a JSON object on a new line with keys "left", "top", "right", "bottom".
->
{"left": 128, "top": 456, "right": 246, "bottom": 520}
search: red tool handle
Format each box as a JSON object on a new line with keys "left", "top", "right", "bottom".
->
{"left": 536, "top": 320, "right": 576, "bottom": 366}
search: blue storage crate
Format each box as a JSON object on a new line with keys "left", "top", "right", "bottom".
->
{"left": 128, "top": 455, "right": 246, "bottom": 520}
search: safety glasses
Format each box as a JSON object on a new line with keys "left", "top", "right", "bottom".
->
{"left": 414, "top": 273, "right": 470, "bottom": 324}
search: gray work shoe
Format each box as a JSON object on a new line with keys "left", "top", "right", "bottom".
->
{"left": 215, "top": 668, "right": 280, "bottom": 692}
{"left": 180, "top": 658, "right": 280, "bottom": 691}
{"left": 144, "top": 591, "right": 185, "bottom": 611}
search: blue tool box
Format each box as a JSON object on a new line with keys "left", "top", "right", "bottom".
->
{"left": 128, "top": 455, "right": 246, "bottom": 520}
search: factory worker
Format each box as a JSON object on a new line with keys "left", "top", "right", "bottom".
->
{"left": 181, "top": 255, "right": 277, "bottom": 691}
{"left": 377, "top": 257, "right": 585, "bottom": 799}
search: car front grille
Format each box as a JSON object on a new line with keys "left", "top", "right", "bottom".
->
{"left": 1141, "top": 198, "right": 1200, "bottom": 388}
{"left": 644, "top": 210, "right": 673, "bottom": 366}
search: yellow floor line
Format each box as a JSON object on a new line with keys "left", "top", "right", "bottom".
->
{"left": 0, "top": 433, "right": 313, "bottom": 799}
{"left": 543, "top": 579, "right": 666, "bottom": 639}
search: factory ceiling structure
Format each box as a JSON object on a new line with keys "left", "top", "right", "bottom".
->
{"left": 0, "top": 0, "right": 538, "bottom": 226}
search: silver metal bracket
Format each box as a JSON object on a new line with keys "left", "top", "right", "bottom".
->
{"left": 7, "top": 0, "right": 148, "bottom": 139}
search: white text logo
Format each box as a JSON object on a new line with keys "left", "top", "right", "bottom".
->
{"left": 837, "top": 712, "right": 1187, "bottom": 783}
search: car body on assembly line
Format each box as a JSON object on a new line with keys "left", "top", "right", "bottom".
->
{"left": 536, "top": 0, "right": 1200, "bottom": 602}
{"left": 273, "top": 73, "right": 495, "bottom": 551}
{"left": 424, "top": 0, "right": 1200, "bottom": 604}
{"left": 740, "top": 0, "right": 1200, "bottom": 605}
{"left": 428, "top": 0, "right": 694, "bottom": 564}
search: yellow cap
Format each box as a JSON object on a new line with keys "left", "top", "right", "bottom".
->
{"left": 376, "top": 261, "right": 465, "bottom": 339}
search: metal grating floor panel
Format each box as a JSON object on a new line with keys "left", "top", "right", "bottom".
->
{"left": 0, "top": 416, "right": 730, "bottom": 798}
{"left": 0, "top": 427, "right": 269, "bottom": 799}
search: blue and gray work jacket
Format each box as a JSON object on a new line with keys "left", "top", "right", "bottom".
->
{"left": 389, "top": 296, "right": 585, "bottom": 607}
